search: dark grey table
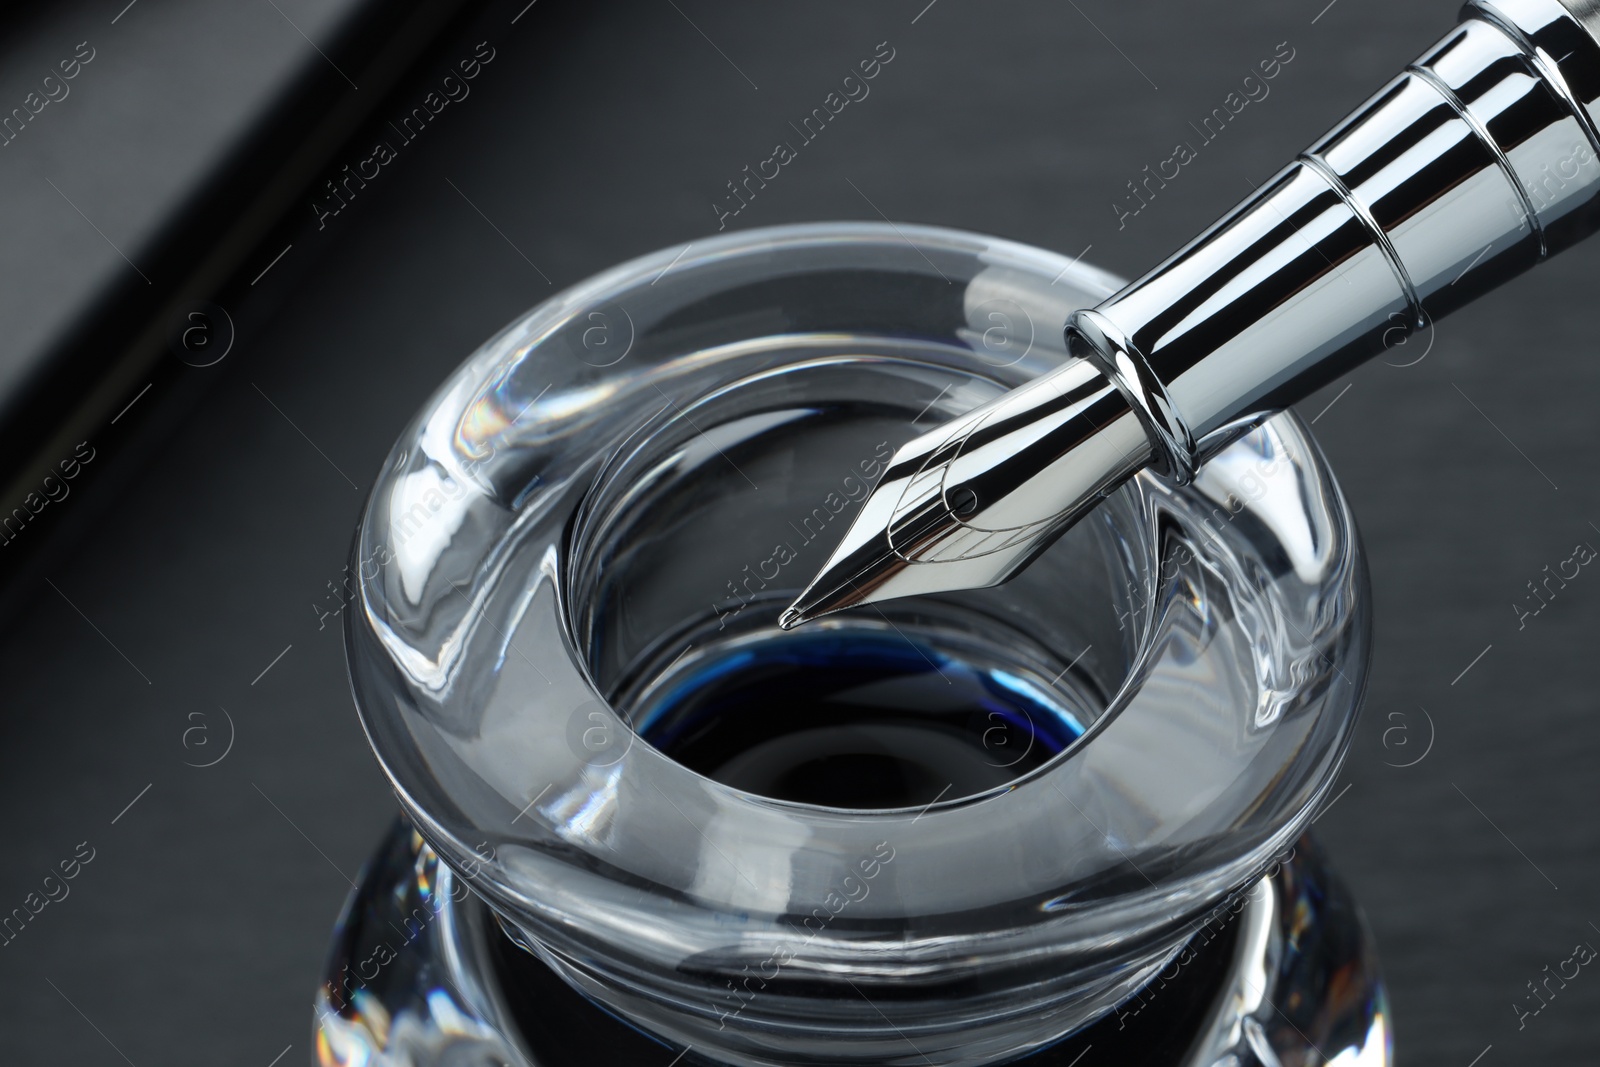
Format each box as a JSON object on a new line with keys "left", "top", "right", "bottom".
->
{"left": 2, "top": 0, "right": 1595, "bottom": 1063}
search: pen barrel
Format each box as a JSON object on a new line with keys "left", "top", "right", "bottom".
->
{"left": 1069, "top": 0, "right": 1600, "bottom": 481}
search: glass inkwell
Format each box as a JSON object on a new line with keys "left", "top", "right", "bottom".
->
{"left": 320, "top": 223, "right": 1388, "bottom": 1066}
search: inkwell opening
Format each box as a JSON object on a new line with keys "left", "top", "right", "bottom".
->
{"left": 561, "top": 345, "right": 1156, "bottom": 810}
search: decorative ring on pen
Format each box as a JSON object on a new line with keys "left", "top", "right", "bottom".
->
{"left": 1405, "top": 61, "right": 1547, "bottom": 259}
{"left": 1471, "top": 0, "right": 1600, "bottom": 165}
{"left": 1297, "top": 151, "right": 1428, "bottom": 333}
{"left": 1064, "top": 308, "right": 1198, "bottom": 485}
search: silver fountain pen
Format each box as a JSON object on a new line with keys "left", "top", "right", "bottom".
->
{"left": 782, "top": 0, "right": 1600, "bottom": 629}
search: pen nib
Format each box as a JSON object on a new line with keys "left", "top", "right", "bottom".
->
{"left": 780, "top": 355, "right": 1148, "bottom": 628}
{"left": 778, "top": 450, "right": 1057, "bottom": 629}
{"left": 778, "top": 524, "right": 901, "bottom": 630}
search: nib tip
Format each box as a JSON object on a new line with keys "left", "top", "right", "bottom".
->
{"left": 777, "top": 606, "right": 805, "bottom": 631}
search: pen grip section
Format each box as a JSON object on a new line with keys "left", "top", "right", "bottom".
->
{"left": 1073, "top": 0, "right": 1600, "bottom": 459}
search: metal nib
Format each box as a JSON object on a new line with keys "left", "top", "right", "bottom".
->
{"left": 778, "top": 526, "right": 930, "bottom": 630}
{"left": 777, "top": 497, "right": 917, "bottom": 630}
{"left": 780, "top": 358, "right": 1153, "bottom": 628}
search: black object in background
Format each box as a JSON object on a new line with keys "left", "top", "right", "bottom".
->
{"left": 0, "top": 0, "right": 482, "bottom": 600}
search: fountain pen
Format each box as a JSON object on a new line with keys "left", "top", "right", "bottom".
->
{"left": 781, "top": 0, "right": 1600, "bottom": 629}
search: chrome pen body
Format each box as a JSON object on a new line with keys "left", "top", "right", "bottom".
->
{"left": 782, "top": 0, "right": 1600, "bottom": 628}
